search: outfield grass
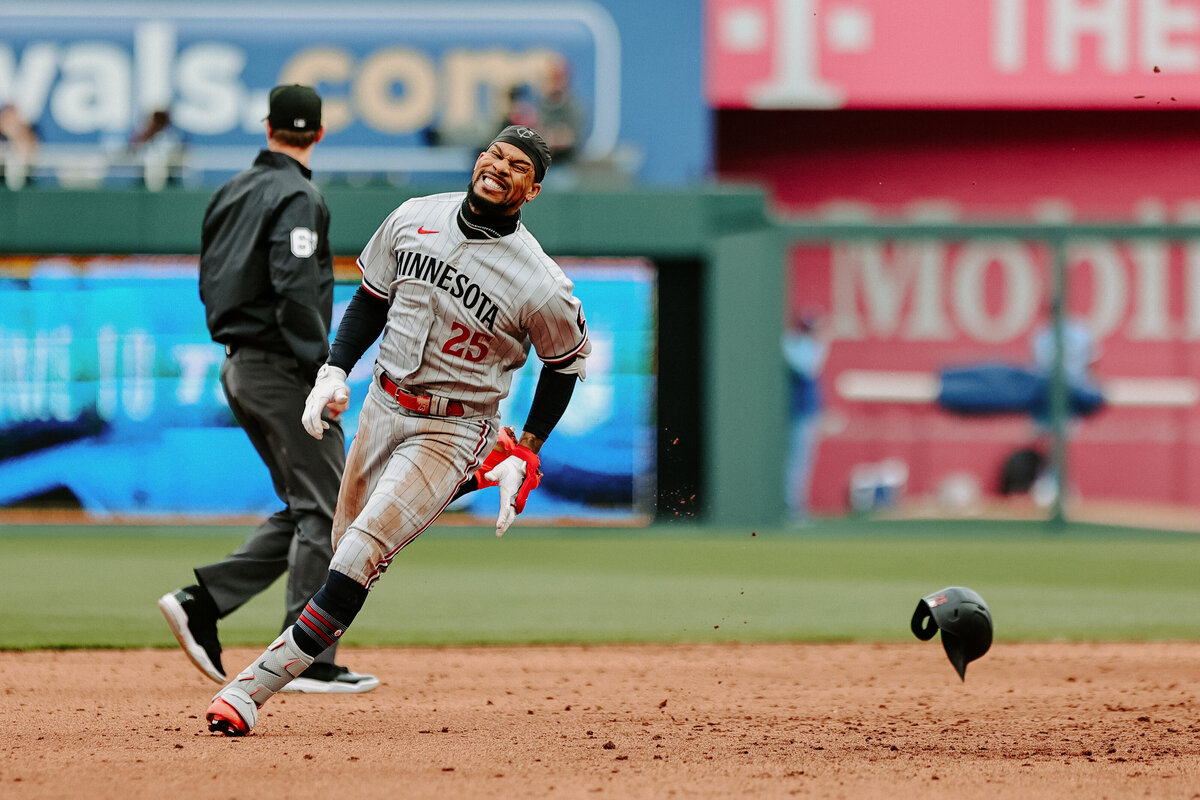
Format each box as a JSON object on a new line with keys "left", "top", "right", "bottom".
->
{"left": 1, "top": 518, "right": 1198, "bottom": 649}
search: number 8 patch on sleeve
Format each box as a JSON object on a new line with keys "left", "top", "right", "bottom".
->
{"left": 290, "top": 227, "right": 318, "bottom": 258}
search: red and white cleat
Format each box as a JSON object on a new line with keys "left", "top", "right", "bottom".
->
{"left": 206, "top": 686, "right": 257, "bottom": 736}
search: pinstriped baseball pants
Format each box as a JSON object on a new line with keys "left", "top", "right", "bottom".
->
{"left": 330, "top": 382, "right": 497, "bottom": 588}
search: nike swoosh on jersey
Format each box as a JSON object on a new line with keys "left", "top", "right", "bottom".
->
{"left": 418, "top": 226, "right": 439, "bottom": 234}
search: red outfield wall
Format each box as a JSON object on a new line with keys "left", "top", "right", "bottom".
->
{"left": 718, "top": 109, "right": 1200, "bottom": 511}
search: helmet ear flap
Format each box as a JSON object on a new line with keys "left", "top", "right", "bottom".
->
{"left": 911, "top": 602, "right": 938, "bottom": 641}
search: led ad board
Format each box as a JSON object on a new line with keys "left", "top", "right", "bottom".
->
{"left": 0, "top": 256, "right": 656, "bottom": 523}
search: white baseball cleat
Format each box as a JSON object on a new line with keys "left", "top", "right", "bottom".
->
{"left": 206, "top": 686, "right": 257, "bottom": 736}
{"left": 281, "top": 663, "right": 380, "bottom": 693}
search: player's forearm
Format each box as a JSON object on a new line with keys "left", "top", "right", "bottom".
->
{"left": 521, "top": 367, "right": 577, "bottom": 450}
{"left": 517, "top": 431, "right": 545, "bottom": 454}
{"left": 328, "top": 285, "right": 389, "bottom": 372}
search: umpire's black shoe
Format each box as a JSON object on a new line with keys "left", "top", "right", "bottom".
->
{"left": 282, "top": 663, "right": 380, "bottom": 694}
{"left": 158, "top": 586, "right": 226, "bottom": 683}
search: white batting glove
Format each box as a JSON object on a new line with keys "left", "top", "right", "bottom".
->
{"left": 486, "top": 456, "right": 524, "bottom": 537}
{"left": 301, "top": 364, "right": 350, "bottom": 440}
{"left": 482, "top": 446, "right": 541, "bottom": 537}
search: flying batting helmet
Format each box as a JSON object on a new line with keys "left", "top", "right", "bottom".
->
{"left": 911, "top": 586, "right": 993, "bottom": 681}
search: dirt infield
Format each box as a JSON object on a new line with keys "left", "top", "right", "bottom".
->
{"left": 2, "top": 642, "right": 1198, "bottom": 799}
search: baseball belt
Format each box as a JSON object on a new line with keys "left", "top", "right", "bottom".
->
{"left": 378, "top": 373, "right": 465, "bottom": 417}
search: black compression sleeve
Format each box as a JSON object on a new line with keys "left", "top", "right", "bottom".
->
{"left": 523, "top": 367, "right": 578, "bottom": 441}
{"left": 327, "top": 285, "right": 389, "bottom": 372}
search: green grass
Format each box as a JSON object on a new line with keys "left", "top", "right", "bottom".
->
{"left": 2, "top": 518, "right": 1199, "bottom": 649}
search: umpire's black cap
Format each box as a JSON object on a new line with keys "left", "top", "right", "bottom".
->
{"left": 911, "top": 586, "right": 993, "bottom": 680}
{"left": 266, "top": 84, "right": 321, "bottom": 132}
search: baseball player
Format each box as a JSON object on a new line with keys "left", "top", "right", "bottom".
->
{"left": 205, "top": 125, "right": 590, "bottom": 736}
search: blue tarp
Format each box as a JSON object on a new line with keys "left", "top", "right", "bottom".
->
{"left": 937, "top": 362, "right": 1106, "bottom": 418}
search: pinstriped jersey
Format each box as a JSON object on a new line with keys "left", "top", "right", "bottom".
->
{"left": 356, "top": 192, "right": 590, "bottom": 418}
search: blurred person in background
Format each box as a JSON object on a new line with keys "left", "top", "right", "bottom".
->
{"left": 1031, "top": 311, "right": 1099, "bottom": 387}
{"left": 158, "top": 84, "right": 378, "bottom": 694}
{"left": 1029, "top": 303, "right": 1101, "bottom": 435}
{"left": 535, "top": 55, "right": 585, "bottom": 166}
{"left": 496, "top": 84, "right": 539, "bottom": 134}
{"left": 128, "top": 108, "right": 185, "bottom": 189}
{"left": 1028, "top": 306, "right": 1100, "bottom": 507}
{"left": 783, "top": 309, "right": 828, "bottom": 523}
{"left": 0, "top": 103, "right": 40, "bottom": 189}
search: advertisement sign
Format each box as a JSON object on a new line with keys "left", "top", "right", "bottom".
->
{"left": 790, "top": 235, "right": 1200, "bottom": 512}
{"left": 708, "top": 0, "right": 1200, "bottom": 108}
{"left": 0, "top": 256, "right": 657, "bottom": 522}
{"left": 0, "top": 2, "right": 708, "bottom": 184}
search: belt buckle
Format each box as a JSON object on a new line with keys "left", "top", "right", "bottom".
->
{"left": 381, "top": 375, "right": 401, "bottom": 402}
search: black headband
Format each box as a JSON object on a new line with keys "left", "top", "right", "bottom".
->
{"left": 489, "top": 125, "right": 551, "bottom": 182}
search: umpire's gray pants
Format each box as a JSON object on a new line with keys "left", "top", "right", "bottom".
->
{"left": 195, "top": 346, "right": 346, "bottom": 664}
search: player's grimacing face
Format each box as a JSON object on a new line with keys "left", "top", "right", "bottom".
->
{"left": 468, "top": 142, "right": 541, "bottom": 215}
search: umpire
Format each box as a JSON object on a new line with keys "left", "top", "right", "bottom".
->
{"left": 158, "top": 84, "right": 376, "bottom": 693}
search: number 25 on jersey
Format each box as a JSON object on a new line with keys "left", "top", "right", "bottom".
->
{"left": 441, "top": 323, "right": 491, "bottom": 362}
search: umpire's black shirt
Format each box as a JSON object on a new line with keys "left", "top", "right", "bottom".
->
{"left": 199, "top": 150, "right": 333, "bottom": 380}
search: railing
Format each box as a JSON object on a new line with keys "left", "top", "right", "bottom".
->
{"left": 0, "top": 143, "right": 641, "bottom": 191}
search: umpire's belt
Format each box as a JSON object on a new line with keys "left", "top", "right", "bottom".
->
{"left": 378, "top": 373, "right": 464, "bottom": 417}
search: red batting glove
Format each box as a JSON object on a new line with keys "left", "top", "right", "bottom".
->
{"left": 509, "top": 445, "right": 541, "bottom": 514}
{"left": 474, "top": 426, "right": 517, "bottom": 489}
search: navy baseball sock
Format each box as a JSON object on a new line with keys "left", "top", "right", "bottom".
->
{"left": 291, "top": 570, "right": 369, "bottom": 657}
